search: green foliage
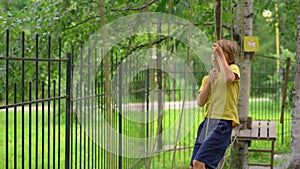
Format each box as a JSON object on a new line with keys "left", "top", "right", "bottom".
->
{"left": 253, "top": 0, "right": 299, "bottom": 53}
{"left": 1, "top": 0, "right": 296, "bottom": 102}
{"left": 0, "top": 0, "right": 298, "bottom": 108}
{"left": 0, "top": 0, "right": 29, "bottom": 13}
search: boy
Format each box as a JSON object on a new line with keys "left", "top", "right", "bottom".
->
{"left": 190, "top": 39, "right": 240, "bottom": 169}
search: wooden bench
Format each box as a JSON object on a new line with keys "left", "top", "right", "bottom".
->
{"left": 231, "top": 120, "right": 276, "bottom": 169}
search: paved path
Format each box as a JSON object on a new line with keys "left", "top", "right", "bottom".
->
{"left": 122, "top": 100, "right": 198, "bottom": 111}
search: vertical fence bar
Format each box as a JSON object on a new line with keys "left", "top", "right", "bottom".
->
{"left": 70, "top": 45, "right": 74, "bottom": 169}
{"left": 146, "top": 65, "right": 149, "bottom": 163}
{"left": 29, "top": 82, "right": 32, "bottom": 169}
{"left": 79, "top": 47, "right": 83, "bottom": 169}
{"left": 35, "top": 33, "right": 39, "bottom": 169}
{"left": 94, "top": 49, "right": 97, "bottom": 169}
{"left": 123, "top": 57, "right": 127, "bottom": 169}
{"left": 65, "top": 52, "right": 72, "bottom": 169}
{"left": 110, "top": 50, "right": 115, "bottom": 168}
{"left": 118, "top": 64, "right": 123, "bottom": 169}
{"left": 101, "top": 60, "right": 105, "bottom": 169}
{"left": 87, "top": 48, "right": 91, "bottom": 169}
{"left": 21, "top": 31, "right": 25, "bottom": 169}
{"left": 75, "top": 85, "right": 79, "bottom": 169}
{"left": 53, "top": 80, "right": 56, "bottom": 168}
{"left": 96, "top": 79, "right": 98, "bottom": 169}
{"left": 91, "top": 83, "right": 94, "bottom": 169}
{"left": 96, "top": 80, "right": 103, "bottom": 168}
{"left": 5, "top": 29, "right": 9, "bottom": 169}
{"left": 47, "top": 36, "right": 51, "bottom": 169}
{"left": 93, "top": 54, "right": 96, "bottom": 169}
{"left": 58, "top": 38, "right": 62, "bottom": 168}
{"left": 42, "top": 81, "right": 45, "bottom": 169}
{"left": 70, "top": 46, "right": 73, "bottom": 169}
{"left": 13, "top": 84, "right": 17, "bottom": 169}
{"left": 84, "top": 83, "right": 87, "bottom": 169}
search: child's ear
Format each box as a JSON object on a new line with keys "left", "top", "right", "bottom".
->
{"left": 225, "top": 55, "right": 234, "bottom": 64}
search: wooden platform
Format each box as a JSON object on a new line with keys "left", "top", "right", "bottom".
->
{"left": 231, "top": 120, "right": 276, "bottom": 169}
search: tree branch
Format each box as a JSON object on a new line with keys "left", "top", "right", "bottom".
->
{"left": 64, "top": 12, "right": 106, "bottom": 30}
{"left": 111, "top": 0, "right": 157, "bottom": 12}
{"left": 203, "top": 21, "right": 231, "bottom": 31}
{"left": 64, "top": 0, "right": 156, "bottom": 31}
{"left": 126, "top": 36, "right": 167, "bottom": 55}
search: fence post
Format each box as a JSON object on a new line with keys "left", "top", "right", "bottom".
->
{"left": 280, "top": 57, "right": 291, "bottom": 143}
{"left": 65, "top": 52, "right": 72, "bottom": 169}
{"left": 118, "top": 64, "right": 123, "bottom": 169}
{"left": 5, "top": 29, "right": 9, "bottom": 169}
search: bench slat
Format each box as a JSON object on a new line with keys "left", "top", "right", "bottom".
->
{"left": 269, "top": 121, "right": 276, "bottom": 139}
{"left": 231, "top": 128, "right": 237, "bottom": 136}
{"left": 248, "top": 163, "right": 271, "bottom": 167}
{"left": 251, "top": 121, "right": 259, "bottom": 138}
{"left": 259, "top": 121, "right": 268, "bottom": 139}
{"left": 249, "top": 149, "right": 272, "bottom": 153}
{"left": 239, "top": 129, "right": 251, "bottom": 138}
{"left": 231, "top": 120, "right": 276, "bottom": 140}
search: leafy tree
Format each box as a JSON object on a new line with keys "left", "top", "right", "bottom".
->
{"left": 230, "top": 0, "right": 253, "bottom": 168}
{"left": 289, "top": 2, "right": 300, "bottom": 168}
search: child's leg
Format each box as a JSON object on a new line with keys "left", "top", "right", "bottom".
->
{"left": 190, "top": 120, "right": 206, "bottom": 168}
{"left": 193, "top": 160, "right": 206, "bottom": 169}
{"left": 193, "top": 119, "right": 232, "bottom": 169}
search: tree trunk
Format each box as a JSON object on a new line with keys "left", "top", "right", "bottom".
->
{"left": 156, "top": 19, "right": 163, "bottom": 151}
{"left": 230, "top": 0, "right": 253, "bottom": 168}
{"left": 99, "top": 0, "right": 115, "bottom": 168}
{"left": 214, "top": 0, "right": 222, "bottom": 40}
{"left": 289, "top": 4, "right": 300, "bottom": 169}
{"left": 144, "top": 2, "right": 155, "bottom": 169}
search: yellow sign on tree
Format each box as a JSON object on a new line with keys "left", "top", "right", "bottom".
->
{"left": 244, "top": 36, "right": 260, "bottom": 52}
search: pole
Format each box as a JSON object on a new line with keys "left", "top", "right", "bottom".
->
{"left": 275, "top": 2, "right": 280, "bottom": 72}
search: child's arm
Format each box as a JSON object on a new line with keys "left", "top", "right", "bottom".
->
{"left": 213, "top": 43, "right": 237, "bottom": 83}
{"left": 196, "top": 70, "right": 216, "bottom": 107}
{"left": 197, "top": 80, "right": 210, "bottom": 107}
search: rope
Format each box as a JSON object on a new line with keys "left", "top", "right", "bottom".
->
{"left": 205, "top": 0, "right": 221, "bottom": 140}
{"left": 218, "top": 125, "right": 242, "bottom": 169}
{"left": 204, "top": 80, "right": 214, "bottom": 139}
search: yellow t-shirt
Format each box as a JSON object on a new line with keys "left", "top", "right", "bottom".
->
{"left": 198, "top": 64, "right": 240, "bottom": 127}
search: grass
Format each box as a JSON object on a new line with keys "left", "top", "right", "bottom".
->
{"left": 0, "top": 98, "right": 292, "bottom": 169}
{"left": 0, "top": 107, "right": 67, "bottom": 168}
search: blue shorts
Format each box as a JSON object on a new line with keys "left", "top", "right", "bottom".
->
{"left": 190, "top": 118, "right": 232, "bottom": 169}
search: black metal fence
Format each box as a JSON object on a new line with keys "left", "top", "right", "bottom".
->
{"left": 0, "top": 30, "right": 293, "bottom": 169}
{"left": 248, "top": 54, "right": 293, "bottom": 166}
{"left": 0, "top": 30, "right": 71, "bottom": 169}
{"left": 69, "top": 44, "right": 206, "bottom": 169}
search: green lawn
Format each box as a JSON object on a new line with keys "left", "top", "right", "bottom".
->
{"left": 0, "top": 98, "right": 291, "bottom": 169}
{"left": 0, "top": 107, "right": 67, "bottom": 168}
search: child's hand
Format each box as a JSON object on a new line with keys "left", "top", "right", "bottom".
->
{"left": 209, "top": 68, "right": 218, "bottom": 83}
{"left": 213, "top": 43, "right": 223, "bottom": 57}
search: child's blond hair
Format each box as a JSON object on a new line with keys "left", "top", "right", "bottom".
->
{"left": 216, "top": 39, "right": 238, "bottom": 64}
